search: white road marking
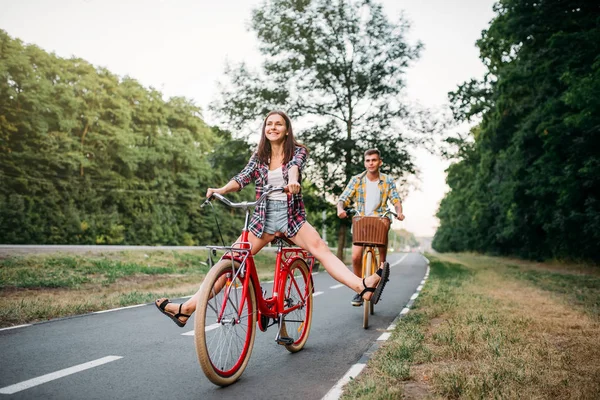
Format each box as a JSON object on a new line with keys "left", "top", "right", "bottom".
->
{"left": 182, "top": 323, "right": 220, "bottom": 336}
{"left": 0, "top": 356, "right": 122, "bottom": 395}
{"left": 378, "top": 332, "right": 391, "bottom": 341}
{"left": 94, "top": 304, "right": 145, "bottom": 314}
{"left": 390, "top": 253, "right": 408, "bottom": 267}
{"left": 329, "top": 284, "right": 344, "bottom": 289}
{"left": 0, "top": 324, "right": 31, "bottom": 332}
{"left": 322, "top": 363, "right": 366, "bottom": 400}
{"left": 313, "top": 291, "right": 324, "bottom": 297}
{"left": 205, "top": 323, "right": 220, "bottom": 331}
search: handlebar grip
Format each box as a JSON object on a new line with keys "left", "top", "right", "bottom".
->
{"left": 281, "top": 185, "right": 302, "bottom": 194}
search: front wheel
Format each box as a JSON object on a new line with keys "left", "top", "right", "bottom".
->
{"left": 362, "top": 248, "right": 377, "bottom": 329}
{"left": 280, "top": 258, "right": 313, "bottom": 353}
{"left": 195, "top": 259, "right": 257, "bottom": 387}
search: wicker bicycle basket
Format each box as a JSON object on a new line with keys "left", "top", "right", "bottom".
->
{"left": 352, "top": 216, "right": 390, "bottom": 246}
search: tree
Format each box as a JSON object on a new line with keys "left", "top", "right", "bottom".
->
{"left": 212, "top": 0, "right": 432, "bottom": 258}
{"left": 0, "top": 30, "right": 253, "bottom": 246}
{"left": 435, "top": 0, "right": 600, "bottom": 262}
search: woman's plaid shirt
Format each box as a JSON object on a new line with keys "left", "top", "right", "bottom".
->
{"left": 339, "top": 171, "right": 402, "bottom": 216}
{"left": 232, "top": 146, "right": 308, "bottom": 238}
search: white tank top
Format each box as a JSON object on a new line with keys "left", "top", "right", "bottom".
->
{"left": 267, "top": 167, "right": 288, "bottom": 201}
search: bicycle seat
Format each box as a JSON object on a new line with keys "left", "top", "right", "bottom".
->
{"left": 272, "top": 232, "right": 295, "bottom": 247}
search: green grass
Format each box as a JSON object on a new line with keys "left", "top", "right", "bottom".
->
{"left": 341, "top": 252, "right": 600, "bottom": 400}
{"left": 0, "top": 250, "right": 280, "bottom": 289}
{"left": 0, "top": 250, "right": 252, "bottom": 289}
{"left": 0, "top": 249, "right": 281, "bottom": 326}
{"left": 341, "top": 257, "right": 475, "bottom": 400}
{"left": 506, "top": 265, "right": 600, "bottom": 317}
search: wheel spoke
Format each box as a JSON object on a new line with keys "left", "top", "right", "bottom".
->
{"left": 195, "top": 260, "right": 257, "bottom": 386}
{"left": 281, "top": 259, "right": 313, "bottom": 353}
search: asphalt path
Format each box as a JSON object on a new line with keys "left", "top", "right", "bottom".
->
{"left": 0, "top": 252, "right": 427, "bottom": 400}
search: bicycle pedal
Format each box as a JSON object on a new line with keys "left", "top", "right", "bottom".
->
{"left": 276, "top": 336, "right": 294, "bottom": 345}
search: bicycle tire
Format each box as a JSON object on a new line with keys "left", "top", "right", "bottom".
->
{"left": 362, "top": 248, "right": 377, "bottom": 329}
{"left": 370, "top": 250, "right": 377, "bottom": 316}
{"left": 195, "top": 259, "right": 257, "bottom": 387}
{"left": 280, "top": 258, "right": 313, "bottom": 353}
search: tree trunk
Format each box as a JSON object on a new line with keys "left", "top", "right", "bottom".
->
{"left": 336, "top": 224, "right": 347, "bottom": 262}
{"left": 80, "top": 121, "right": 90, "bottom": 176}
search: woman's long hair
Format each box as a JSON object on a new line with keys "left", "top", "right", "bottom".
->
{"left": 256, "top": 110, "right": 307, "bottom": 164}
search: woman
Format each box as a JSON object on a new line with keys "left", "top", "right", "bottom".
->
{"left": 155, "top": 110, "right": 390, "bottom": 327}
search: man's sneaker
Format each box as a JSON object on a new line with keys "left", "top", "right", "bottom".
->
{"left": 351, "top": 293, "right": 363, "bottom": 307}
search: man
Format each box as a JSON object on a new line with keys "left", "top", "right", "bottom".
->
{"left": 337, "top": 148, "right": 405, "bottom": 306}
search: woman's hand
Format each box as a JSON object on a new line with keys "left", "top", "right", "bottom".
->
{"left": 206, "top": 180, "right": 241, "bottom": 199}
{"left": 206, "top": 187, "right": 224, "bottom": 198}
{"left": 287, "top": 165, "right": 301, "bottom": 194}
{"left": 287, "top": 180, "right": 301, "bottom": 194}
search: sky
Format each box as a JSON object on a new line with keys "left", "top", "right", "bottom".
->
{"left": 0, "top": 0, "right": 497, "bottom": 237}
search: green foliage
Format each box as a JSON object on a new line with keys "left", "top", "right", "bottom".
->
{"left": 434, "top": 0, "right": 600, "bottom": 262}
{"left": 0, "top": 30, "right": 253, "bottom": 245}
{"left": 211, "top": 0, "right": 435, "bottom": 254}
{"left": 211, "top": 0, "right": 430, "bottom": 193}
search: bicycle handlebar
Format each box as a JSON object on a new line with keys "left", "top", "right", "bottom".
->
{"left": 345, "top": 208, "right": 398, "bottom": 219}
{"left": 344, "top": 208, "right": 358, "bottom": 217}
{"left": 383, "top": 209, "right": 398, "bottom": 219}
{"left": 201, "top": 185, "right": 289, "bottom": 209}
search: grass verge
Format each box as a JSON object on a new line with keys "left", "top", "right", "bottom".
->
{"left": 342, "top": 253, "right": 600, "bottom": 399}
{"left": 0, "top": 249, "right": 278, "bottom": 327}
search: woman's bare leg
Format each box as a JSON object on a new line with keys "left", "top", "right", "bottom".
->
{"left": 155, "top": 231, "right": 275, "bottom": 325}
{"left": 290, "top": 222, "right": 383, "bottom": 300}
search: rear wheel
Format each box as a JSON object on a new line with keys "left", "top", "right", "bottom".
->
{"left": 195, "top": 259, "right": 257, "bottom": 387}
{"left": 280, "top": 258, "right": 313, "bottom": 353}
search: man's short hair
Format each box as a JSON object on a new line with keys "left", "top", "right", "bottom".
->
{"left": 364, "top": 148, "right": 381, "bottom": 158}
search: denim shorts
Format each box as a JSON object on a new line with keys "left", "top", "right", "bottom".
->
{"left": 264, "top": 200, "right": 288, "bottom": 235}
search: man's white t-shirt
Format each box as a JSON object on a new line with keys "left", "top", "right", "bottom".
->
{"left": 365, "top": 178, "right": 380, "bottom": 216}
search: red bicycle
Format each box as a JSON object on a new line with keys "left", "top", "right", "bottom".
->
{"left": 194, "top": 186, "right": 315, "bottom": 386}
